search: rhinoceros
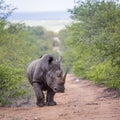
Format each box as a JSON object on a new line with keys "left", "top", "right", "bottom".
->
{"left": 27, "top": 54, "right": 67, "bottom": 107}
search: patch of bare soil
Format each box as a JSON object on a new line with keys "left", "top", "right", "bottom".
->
{"left": 0, "top": 74, "right": 120, "bottom": 120}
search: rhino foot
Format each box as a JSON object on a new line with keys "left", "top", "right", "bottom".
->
{"left": 37, "top": 102, "right": 45, "bottom": 107}
{"left": 46, "top": 101, "right": 57, "bottom": 106}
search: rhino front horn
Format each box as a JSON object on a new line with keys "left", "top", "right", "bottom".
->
{"left": 63, "top": 71, "right": 68, "bottom": 82}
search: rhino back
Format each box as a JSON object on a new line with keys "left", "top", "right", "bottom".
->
{"left": 27, "top": 59, "right": 41, "bottom": 84}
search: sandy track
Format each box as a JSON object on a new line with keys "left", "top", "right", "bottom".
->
{"left": 0, "top": 74, "right": 120, "bottom": 120}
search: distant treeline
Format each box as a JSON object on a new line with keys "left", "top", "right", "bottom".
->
{"left": 8, "top": 11, "right": 71, "bottom": 21}
{"left": 59, "top": 0, "right": 120, "bottom": 91}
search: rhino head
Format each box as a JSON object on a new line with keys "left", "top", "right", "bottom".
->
{"left": 46, "top": 57, "right": 67, "bottom": 93}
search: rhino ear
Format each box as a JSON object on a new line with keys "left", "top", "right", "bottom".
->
{"left": 56, "top": 56, "right": 62, "bottom": 62}
{"left": 58, "top": 56, "right": 62, "bottom": 62}
{"left": 48, "top": 56, "right": 54, "bottom": 64}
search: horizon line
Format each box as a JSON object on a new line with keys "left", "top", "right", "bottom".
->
{"left": 13, "top": 10, "right": 70, "bottom": 13}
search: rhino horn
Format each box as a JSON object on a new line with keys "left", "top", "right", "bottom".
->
{"left": 63, "top": 71, "right": 68, "bottom": 82}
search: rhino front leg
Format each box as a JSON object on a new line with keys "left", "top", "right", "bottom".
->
{"left": 33, "top": 83, "right": 45, "bottom": 107}
{"left": 46, "top": 90, "right": 56, "bottom": 106}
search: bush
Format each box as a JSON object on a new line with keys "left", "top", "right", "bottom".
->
{"left": 86, "top": 59, "right": 120, "bottom": 90}
{"left": 0, "top": 64, "right": 26, "bottom": 106}
{"left": 60, "top": 0, "right": 120, "bottom": 91}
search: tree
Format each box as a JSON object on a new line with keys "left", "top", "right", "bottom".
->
{"left": 0, "top": 0, "right": 15, "bottom": 20}
{"left": 61, "top": 0, "right": 120, "bottom": 90}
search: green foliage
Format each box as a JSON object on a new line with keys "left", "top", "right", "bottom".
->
{"left": 60, "top": 0, "right": 120, "bottom": 90}
{"left": 0, "top": 64, "right": 25, "bottom": 106}
{"left": 86, "top": 59, "right": 120, "bottom": 90}
{"left": 25, "top": 26, "right": 55, "bottom": 58}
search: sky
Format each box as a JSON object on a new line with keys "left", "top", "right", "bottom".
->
{"left": 6, "top": 0, "right": 75, "bottom": 12}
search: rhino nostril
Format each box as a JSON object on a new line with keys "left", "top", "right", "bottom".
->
{"left": 54, "top": 87, "right": 57, "bottom": 91}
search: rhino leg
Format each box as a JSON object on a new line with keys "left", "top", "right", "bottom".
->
{"left": 46, "top": 90, "right": 56, "bottom": 106}
{"left": 33, "top": 83, "right": 45, "bottom": 107}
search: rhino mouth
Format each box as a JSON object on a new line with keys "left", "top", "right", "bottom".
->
{"left": 53, "top": 87, "right": 65, "bottom": 93}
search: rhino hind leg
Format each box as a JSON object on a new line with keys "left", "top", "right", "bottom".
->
{"left": 33, "top": 83, "right": 45, "bottom": 107}
{"left": 46, "top": 90, "right": 56, "bottom": 106}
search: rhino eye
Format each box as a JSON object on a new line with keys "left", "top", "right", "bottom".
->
{"left": 57, "top": 74, "right": 61, "bottom": 77}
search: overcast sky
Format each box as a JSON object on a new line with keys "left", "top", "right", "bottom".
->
{"left": 6, "top": 0, "right": 75, "bottom": 12}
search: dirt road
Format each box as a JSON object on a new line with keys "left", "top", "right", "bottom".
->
{"left": 0, "top": 74, "right": 120, "bottom": 120}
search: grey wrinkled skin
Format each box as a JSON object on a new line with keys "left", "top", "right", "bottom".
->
{"left": 27, "top": 54, "right": 67, "bottom": 107}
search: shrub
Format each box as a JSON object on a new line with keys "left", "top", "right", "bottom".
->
{"left": 0, "top": 64, "right": 26, "bottom": 106}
